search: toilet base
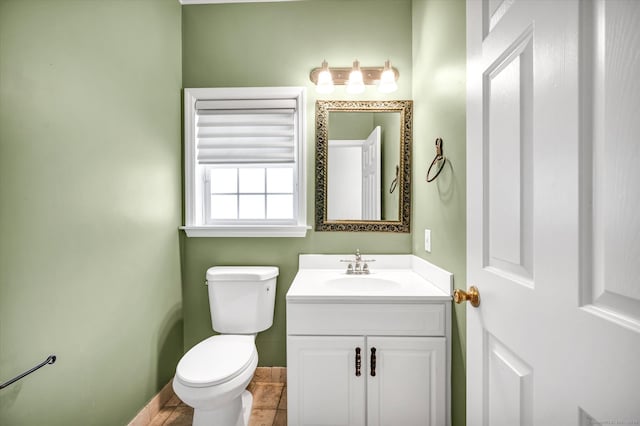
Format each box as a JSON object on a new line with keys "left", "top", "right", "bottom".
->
{"left": 192, "top": 390, "right": 253, "bottom": 426}
{"left": 241, "top": 391, "right": 253, "bottom": 425}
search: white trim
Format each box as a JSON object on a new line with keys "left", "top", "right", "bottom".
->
{"left": 180, "top": 0, "right": 300, "bottom": 4}
{"left": 181, "top": 225, "right": 310, "bottom": 238}
{"left": 410, "top": 256, "right": 454, "bottom": 296}
{"left": 184, "top": 88, "right": 198, "bottom": 227}
{"left": 328, "top": 140, "right": 364, "bottom": 148}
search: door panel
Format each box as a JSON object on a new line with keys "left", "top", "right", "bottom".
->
{"left": 328, "top": 141, "right": 363, "bottom": 220}
{"left": 485, "top": 333, "right": 533, "bottom": 426}
{"left": 484, "top": 28, "right": 534, "bottom": 285}
{"left": 580, "top": 0, "right": 640, "bottom": 332}
{"left": 467, "top": 0, "right": 640, "bottom": 425}
{"left": 362, "top": 126, "right": 381, "bottom": 220}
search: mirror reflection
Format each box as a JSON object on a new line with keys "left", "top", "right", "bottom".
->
{"left": 327, "top": 112, "right": 400, "bottom": 221}
{"left": 315, "top": 100, "right": 412, "bottom": 233}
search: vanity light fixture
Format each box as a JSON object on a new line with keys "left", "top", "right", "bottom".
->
{"left": 378, "top": 60, "right": 398, "bottom": 93}
{"left": 309, "top": 59, "right": 399, "bottom": 94}
{"left": 346, "top": 60, "right": 365, "bottom": 94}
{"left": 316, "top": 60, "right": 334, "bottom": 94}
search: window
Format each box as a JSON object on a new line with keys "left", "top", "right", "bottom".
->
{"left": 182, "top": 87, "right": 308, "bottom": 237}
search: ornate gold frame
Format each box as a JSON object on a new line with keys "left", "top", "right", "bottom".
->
{"left": 315, "top": 100, "right": 413, "bottom": 232}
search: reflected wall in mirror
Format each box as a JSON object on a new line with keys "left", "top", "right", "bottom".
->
{"left": 315, "top": 100, "right": 412, "bottom": 232}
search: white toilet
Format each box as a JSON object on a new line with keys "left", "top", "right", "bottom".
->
{"left": 173, "top": 266, "right": 278, "bottom": 426}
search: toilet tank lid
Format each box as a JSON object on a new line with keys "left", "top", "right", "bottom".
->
{"left": 206, "top": 266, "right": 279, "bottom": 281}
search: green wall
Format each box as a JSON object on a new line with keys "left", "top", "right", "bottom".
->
{"left": 328, "top": 112, "right": 374, "bottom": 140}
{"left": 374, "top": 112, "right": 401, "bottom": 221}
{"left": 0, "top": 1, "right": 467, "bottom": 424}
{"left": 412, "top": 1, "right": 467, "bottom": 425}
{"left": 0, "top": 0, "right": 183, "bottom": 424}
{"left": 181, "top": 0, "right": 413, "bottom": 367}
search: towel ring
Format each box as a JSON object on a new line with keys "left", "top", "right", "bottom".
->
{"left": 426, "top": 138, "right": 446, "bottom": 183}
{"left": 389, "top": 165, "right": 399, "bottom": 193}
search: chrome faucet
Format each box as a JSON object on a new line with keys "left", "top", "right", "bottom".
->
{"left": 341, "top": 249, "right": 375, "bottom": 274}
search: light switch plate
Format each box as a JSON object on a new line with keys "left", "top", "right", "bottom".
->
{"left": 424, "top": 229, "right": 431, "bottom": 252}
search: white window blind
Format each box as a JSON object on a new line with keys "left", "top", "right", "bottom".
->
{"left": 195, "top": 99, "right": 297, "bottom": 164}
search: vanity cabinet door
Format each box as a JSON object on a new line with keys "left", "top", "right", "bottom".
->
{"left": 287, "top": 335, "right": 366, "bottom": 426}
{"left": 366, "top": 337, "right": 446, "bottom": 426}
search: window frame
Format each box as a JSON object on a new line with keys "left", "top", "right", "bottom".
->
{"left": 203, "top": 163, "right": 297, "bottom": 225}
{"left": 182, "top": 87, "right": 308, "bottom": 237}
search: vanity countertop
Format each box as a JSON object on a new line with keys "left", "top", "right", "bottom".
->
{"left": 286, "top": 254, "right": 453, "bottom": 303}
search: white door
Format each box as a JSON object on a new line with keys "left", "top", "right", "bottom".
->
{"left": 362, "top": 126, "right": 381, "bottom": 220}
{"left": 287, "top": 336, "right": 365, "bottom": 426}
{"left": 367, "top": 337, "right": 446, "bottom": 426}
{"left": 327, "top": 140, "right": 363, "bottom": 220}
{"left": 466, "top": 0, "right": 640, "bottom": 425}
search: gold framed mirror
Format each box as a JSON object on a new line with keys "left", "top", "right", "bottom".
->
{"left": 315, "top": 100, "right": 412, "bottom": 232}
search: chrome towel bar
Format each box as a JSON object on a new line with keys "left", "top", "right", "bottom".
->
{"left": 0, "top": 355, "right": 56, "bottom": 390}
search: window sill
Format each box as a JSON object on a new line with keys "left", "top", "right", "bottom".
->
{"left": 180, "top": 225, "right": 310, "bottom": 238}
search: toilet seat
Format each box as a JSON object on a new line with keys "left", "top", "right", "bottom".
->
{"left": 176, "top": 335, "right": 257, "bottom": 388}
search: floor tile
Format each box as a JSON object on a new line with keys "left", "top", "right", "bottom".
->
{"left": 253, "top": 367, "right": 272, "bottom": 382}
{"left": 278, "top": 387, "right": 287, "bottom": 410}
{"left": 273, "top": 409, "right": 287, "bottom": 426}
{"left": 163, "top": 406, "right": 193, "bottom": 426}
{"left": 164, "top": 394, "right": 182, "bottom": 407}
{"left": 271, "top": 367, "right": 286, "bottom": 383}
{"left": 251, "top": 383, "right": 285, "bottom": 409}
{"left": 249, "top": 409, "right": 277, "bottom": 426}
{"left": 148, "top": 407, "right": 175, "bottom": 426}
{"left": 147, "top": 377, "right": 288, "bottom": 426}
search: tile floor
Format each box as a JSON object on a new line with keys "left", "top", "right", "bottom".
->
{"left": 149, "top": 369, "right": 287, "bottom": 426}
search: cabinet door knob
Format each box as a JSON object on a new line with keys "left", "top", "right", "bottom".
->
{"left": 453, "top": 286, "right": 480, "bottom": 307}
{"left": 370, "top": 347, "right": 377, "bottom": 377}
{"left": 355, "top": 347, "right": 361, "bottom": 377}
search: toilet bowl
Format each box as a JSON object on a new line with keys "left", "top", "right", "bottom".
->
{"left": 172, "top": 266, "right": 278, "bottom": 426}
{"left": 173, "top": 335, "right": 258, "bottom": 425}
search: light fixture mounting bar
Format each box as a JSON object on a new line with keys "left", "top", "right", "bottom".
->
{"left": 310, "top": 66, "right": 399, "bottom": 85}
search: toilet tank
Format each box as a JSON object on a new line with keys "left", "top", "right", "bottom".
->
{"left": 206, "top": 266, "right": 278, "bottom": 334}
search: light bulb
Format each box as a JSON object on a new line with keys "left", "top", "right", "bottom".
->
{"left": 316, "top": 60, "right": 334, "bottom": 94}
{"left": 346, "top": 60, "right": 365, "bottom": 94}
{"left": 378, "top": 60, "right": 398, "bottom": 93}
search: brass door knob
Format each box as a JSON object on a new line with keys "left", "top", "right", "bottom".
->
{"left": 454, "top": 286, "right": 480, "bottom": 307}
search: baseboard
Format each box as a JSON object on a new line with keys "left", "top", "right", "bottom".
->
{"left": 252, "top": 366, "right": 287, "bottom": 384}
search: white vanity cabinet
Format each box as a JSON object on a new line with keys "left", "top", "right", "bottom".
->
{"left": 286, "top": 301, "right": 449, "bottom": 426}
{"left": 287, "top": 334, "right": 446, "bottom": 426}
{"left": 286, "top": 255, "right": 453, "bottom": 426}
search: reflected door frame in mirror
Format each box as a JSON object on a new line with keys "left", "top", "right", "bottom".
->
{"left": 315, "top": 100, "right": 412, "bottom": 232}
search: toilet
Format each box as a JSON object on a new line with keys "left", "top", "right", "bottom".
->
{"left": 173, "top": 266, "right": 278, "bottom": 426}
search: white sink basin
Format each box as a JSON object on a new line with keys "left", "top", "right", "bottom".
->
{"left": 324, "top": 276, "right": 400, "bottom": 291}
{"left": 286, "top": 254, "right": 453, "bottom": 302}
